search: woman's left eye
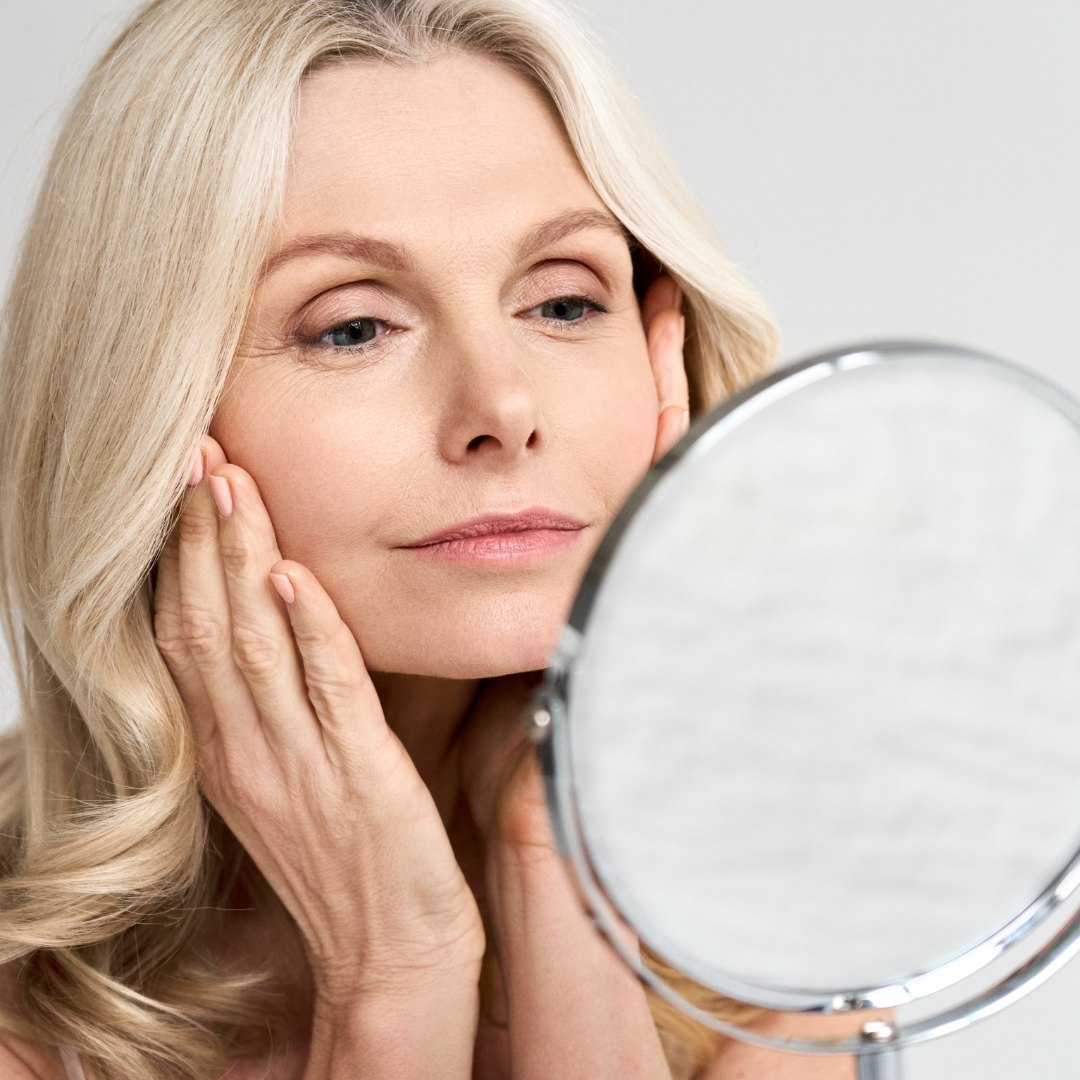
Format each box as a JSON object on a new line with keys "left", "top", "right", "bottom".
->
{"left": 524, "top": 296, "right": 605, "bottom": 323}
{"left": 319, "top": 317, "right": 389, "bottom": 349}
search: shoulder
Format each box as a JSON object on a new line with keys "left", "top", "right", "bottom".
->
{"left": 0, "top": 964, "right": 68, "bottom": 1080}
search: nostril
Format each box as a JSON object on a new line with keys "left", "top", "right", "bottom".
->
{"left": 463, "top": 430, "right": 537, "bottom": 454}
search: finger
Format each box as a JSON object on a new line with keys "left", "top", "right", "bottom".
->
{"left": 199, "top": 434, "right": 229, "bottom": 478}
{"left": 210, "top": 466, "right": 323, "bottom": 751}
{"left": 267, "top": 560, "right": 386, "bottom": 761}
{"left": 490, "top": 744, "right": 552, "bottom": 851}
{"left": 156, "top": 434, "right": 228, "bottom": 675}
{"left": 640, "top": 273, "right": 682, "bottom": 336}
{"left": 177, "top": 449, "right": 264, "bottom": 756}
{"left": 154, "top": 529, "right": 216, "bottom": 734}
{"left": 155, "top": 436, "right": 230, "bottom": 744}
{"left": 458, "top": 674, "right": 539, "bottom": 838}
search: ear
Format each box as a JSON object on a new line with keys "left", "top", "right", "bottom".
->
{"left": 641, "top": 274, "right": 689, "bottom": 464}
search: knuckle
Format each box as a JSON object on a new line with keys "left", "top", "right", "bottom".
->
{"left": 307, "top": 668, "right": 364, "bottom": 709}
{"left": 231, "top": 624, "right": 284, "bottom": 680}
{"left": 182, "top": 607, "right": 230, "bottom": 662}
{"left": 296, "top": 624, "right": 365, "bottom": 707}
{"left": 177, "top": 510, "right": 218, "bottom": 546}
{"left": 153, "top": 590, "right": 182, "bottom": 631}
{"left": 223, "top": 763, "right": 260, "bottom": 811}
{"left": 154, "top": 620, "right": 188, "bottom": 665}
{"left": 292, "top": 618, "right": 335, "bottom": 652}
{"left": 218, "top": 534, "right": 258, "bottom": 578}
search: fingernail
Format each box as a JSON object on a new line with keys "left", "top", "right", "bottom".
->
{"left": 680, "top": 407, "right": 690, "bottom": 436}
{"left": 187, "top": 449, "right": 204, "bottom": 487}
{"left": 269, "top": 572, "right": 295, "bottom": 605}
{"left": 209, "top": 474, "right": 233, "bottom": 518}
{"left": 672, "top": 285, "right": 683, "bottom": 312}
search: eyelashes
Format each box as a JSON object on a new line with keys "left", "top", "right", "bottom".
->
{"left": 295, "top": 315, "right": 394, "bottom": 361}
{"left": 302, "top": 293, "right": 609, "bottom": 357}
{"left": 318, "top": 317, "right": 390, "bottom": 349}
{"left": 522, "top": 295, "right": 609, "bottom": 325}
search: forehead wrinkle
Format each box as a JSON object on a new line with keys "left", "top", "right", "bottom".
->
{"left": 515, "top": 208, "right": 632, "bottom": 262}
{"left": 262, "top": 233, "right": 411, "bottom": 280}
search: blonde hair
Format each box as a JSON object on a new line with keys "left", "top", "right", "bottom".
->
{"left": 0, "top": 1, "right": 778, "bottom": 1077}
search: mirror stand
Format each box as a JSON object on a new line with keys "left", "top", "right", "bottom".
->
{"left": 857, "top": 1048, "right": 904, "bottom": 1080}
{"left": 857, "top": 1026, "right": 904, "bottom": 1080}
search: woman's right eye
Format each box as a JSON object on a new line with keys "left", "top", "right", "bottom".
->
{"left": 319, "top": 317, "right": 389, "bottom": 349}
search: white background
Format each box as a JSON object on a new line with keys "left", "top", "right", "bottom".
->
{"left": 2, "top": 1, "right": 1079, "bottom": 1074}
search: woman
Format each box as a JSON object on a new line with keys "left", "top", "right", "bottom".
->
{"left": 0, "top": 1, "right": 848, "bottom": 1077}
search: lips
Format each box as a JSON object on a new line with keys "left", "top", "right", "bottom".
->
{"left": 399, "top": 508, "right": 587, "bottom": 563}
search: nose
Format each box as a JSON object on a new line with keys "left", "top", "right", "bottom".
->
{"left": 434, "top": 327, "right": 544, "bottom": 467}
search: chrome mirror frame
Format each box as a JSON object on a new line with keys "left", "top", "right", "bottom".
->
{"left": 530, "top": 341, "right": 1080, "bottom": 1069}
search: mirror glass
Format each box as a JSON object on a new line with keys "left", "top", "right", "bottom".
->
{"left": 560, "top": 345, "right": 1080, "bottom": 1011}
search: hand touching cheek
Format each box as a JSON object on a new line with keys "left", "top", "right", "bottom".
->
{"left": 154, "top": 437, "right": 485, "bottom": 1080}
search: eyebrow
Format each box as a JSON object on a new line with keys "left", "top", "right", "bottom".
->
{"left": 261, "top": 207, "right": 630, "bottom": 280}
{"left": 516, "top": 208, "right": 632, "bottom": 261}
{"left": 262, "top": 233, "right": 410, "bottom": 278}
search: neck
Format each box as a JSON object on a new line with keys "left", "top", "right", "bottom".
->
{"left": 368, "top": 672, "right": 480, "bottom": 823}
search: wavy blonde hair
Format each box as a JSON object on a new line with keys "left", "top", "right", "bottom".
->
{"left": 0, "top": 1, "right": 777, "bottom": 1077}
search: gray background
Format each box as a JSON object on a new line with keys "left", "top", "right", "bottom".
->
{"left": 2, "top": 1, "right": 1079, "bottom": 1074}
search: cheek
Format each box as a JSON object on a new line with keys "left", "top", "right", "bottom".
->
{"left": 210, "top": 344, "right": 662, "bottom": 679}
{"left": 211, "top": 372, "right": 415, "bottom": 562}
{"left": 556, "top": 345, "right": 659, "bottom": 510}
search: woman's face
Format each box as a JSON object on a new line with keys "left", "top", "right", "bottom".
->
{"left": 212, "top": 53, "right": 661, "bottom": 678}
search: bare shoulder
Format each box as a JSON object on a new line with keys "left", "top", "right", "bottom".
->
{"left": 0, "top": 965, "right": 67, "bottom": 1080}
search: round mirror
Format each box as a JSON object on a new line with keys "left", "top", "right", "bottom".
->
{"left": 537, "top": 342, "right": 1080, "bottom": 1067}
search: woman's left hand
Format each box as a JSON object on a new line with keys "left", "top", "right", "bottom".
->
{"left": 459, "top": 676, "right": 672, "bottom": 1080}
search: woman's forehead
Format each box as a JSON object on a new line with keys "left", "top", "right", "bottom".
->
{"left": 283, "top": 53, "right": 603, "bottom": 249}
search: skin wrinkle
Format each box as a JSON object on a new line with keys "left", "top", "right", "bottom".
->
{"left": 261, "top": 207, "right": 626, "bottom": 286}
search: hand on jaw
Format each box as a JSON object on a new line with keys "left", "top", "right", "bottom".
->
{"left": 155, "top": 437, "right": 484, "bottom": 1080}
{"left": 152, "top": 273, "right": 688, "bottom": 1079}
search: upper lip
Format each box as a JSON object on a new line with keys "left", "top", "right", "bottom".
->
{"left": 399, "top": 507, "right": 588, "bottom": 548}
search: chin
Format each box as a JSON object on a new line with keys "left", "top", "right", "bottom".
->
{"left": 360, "top": 594, "right": 567, "bottom": 679}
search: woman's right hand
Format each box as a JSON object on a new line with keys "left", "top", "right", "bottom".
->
{"left": 153, "top": 437, "right": 484, "bottom": 1078}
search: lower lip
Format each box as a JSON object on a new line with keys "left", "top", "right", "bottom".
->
{"left": 403, "top": 527, "right": 585, "bottom": 564}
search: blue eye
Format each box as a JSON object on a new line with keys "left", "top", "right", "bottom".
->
{"left": 540, "top": 297, "right": 588, "bottom": 321}
{"left": 525, "top": 295, "right": 607, "bottom": 324}
{"left": 322, "top": 318, "right": 382, "bottom": 348}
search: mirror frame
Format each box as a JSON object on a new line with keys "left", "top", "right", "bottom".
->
{"left": 533, "top": 341, "right": 1080, "bottom": 1055}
